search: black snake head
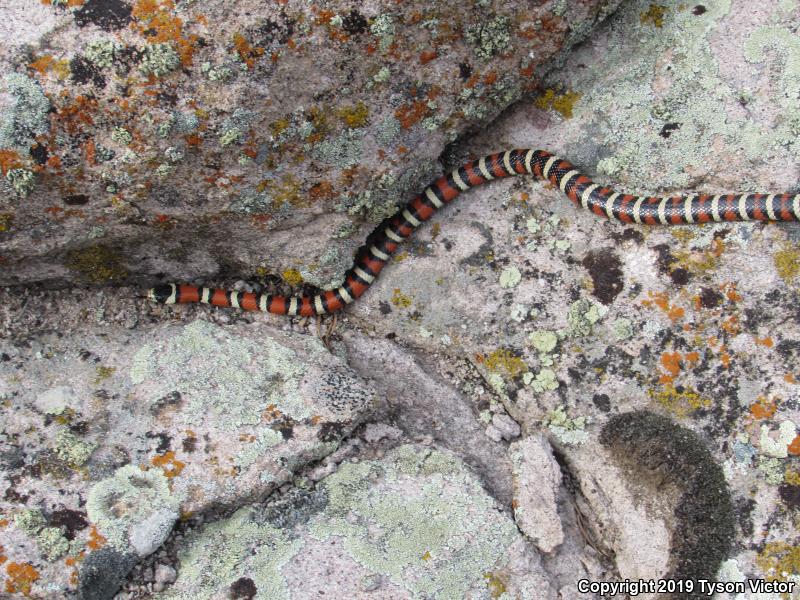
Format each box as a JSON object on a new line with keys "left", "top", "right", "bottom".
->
{"left": 147, "top": 283, "right": 176, "bottom": 304}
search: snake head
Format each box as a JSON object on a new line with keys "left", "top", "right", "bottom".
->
{"left": 147, "top": 283, "right": 177, "bottom": 304}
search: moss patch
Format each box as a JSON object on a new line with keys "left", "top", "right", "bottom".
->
{"left": 601, "top": 411, "right": 734, "bottom": 597}
{"left": 65, "top": 245, "right": 128, "bottom": 283}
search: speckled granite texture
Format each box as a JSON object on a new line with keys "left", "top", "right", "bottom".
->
{"left": 2, "top": 0, "right": 800, "bottom": 598}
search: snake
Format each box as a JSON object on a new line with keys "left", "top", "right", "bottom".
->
{"left": 147, "top": 149, "right": 800, "bottom": 316}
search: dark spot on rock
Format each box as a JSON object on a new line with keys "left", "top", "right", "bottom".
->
{"left": 652, "top": 243, "right": 691, "bottom": 286}
{"left": 692, "top": 5, "right": 707, "bottom": 15}
{"left": 77, "top": 546, "right": 138, "bottom": 600}
{"left": 459, "top": 62, "right": 473, "bottom": 80}
{"left": 49, "top": 508, "right": 89, "bottom": 540}
{"left": 342, "top": 10, "right": 368, "bottom": 35}
{"left": 150, "top": 391, "right": 182, "bottom": 414}
{"left": 669, "top": 267, "right": 690, "bottom": 286}
{"left": 601, "top": 411, "right": 734, "bottom": 596}
{"left": 70, "top": 421, "right": 90, "bottom": 435}
{"left": 74, "top": 0, "right": 133, "bottom": 31}
{"left": 70, "top": 56, "right": 106, "bottom": 88}
{"left": 182, "top": 433, "right": 197, "bottom": 453}
{"left": 610, "top": 228, "right": 644, "bottom": 244}
{"left": 317, "top": 421, "right": 346, "bottom": 443}
{"left": 146, "top": 431, "right": 171, "bottom": 454}
{"left": 699, "top": 287, "right": 722, "bottom": 309}
{"left": 659, "top": 122, "right": 681, "bottom": 138}
{"left": 275, "top": 419, "right": 295, "bottom": 440}
{"left": 30, "top": 143, "right": 49, "bottom": 165}
{"left": 253, "top": 17, "right": 294, "bottom": 49}
{"left": 582, "top": 248, "right": 623, "bottom": 304}
{"left": 230, "top": 576, "right": 257, "bottom": 599}
{"left": 0, "top": 353, "right": 9, "bottom": 361}
{"left": 64, "top": 194, "right": 90, "bottom": 206}
{"left": 385, "top": 332, "right": 396, "bottom": 339}
{"left": 592, "top": 393, "right": 611, "bottom": 412}
{"left": 378, "top": 301, "right": 392, "bottom": 315}
{"left": 779, "top": 483, "right": 800, "bottom": 509}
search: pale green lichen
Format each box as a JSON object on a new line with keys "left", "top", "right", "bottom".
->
{"left": 567, "top": 298, "right": 607, "bottom": 338}
{"left": 130, "top": 320, "right": 309, "bottom": 430}
{"left": 6, "top": 168, "right": 35, "bottom": 197}
{"left": 499, "top": 266, "right": 521, "bottom": 289}
{"left": 465, "top": 16, "right": 511, "bottom": 60}
{"left": 86, "top": 464, "right": 182, "bottom": 554}
{"left": 53, "top": 430, "right": 96, "bottom": 467}
{"left": 308, "top": 446, "right": 518, "bottom": 599}
{"left": 159, "top": 507, "right": 303, "bottom": 600}
{"left": 36, "top": 527, "right": 69, "bottom": 561}
{"left": 529, "top": 330, "right": 558, "bottom": 353}
{"left": 233, "top": 428, "right": 284, "bottom": 470}
{"left": 0, "top": 73, "right": 51, "bottom": 153}
{"left": 139, "top": 43, "right": 181, "bottom": 77}
{"left": 758, "top": 456, "right": 785, "bottom": 485}
{"left": 14, "top": 509, "right": 45, "bottom": 535}
{"left": 313, "top": 128, "right": 364, "bottom": 167}
{"left": 376, "top": 115, "right": 401, "bottom": 146}
{"left": 759, "top": 420, "right": 797, "bottom": 458}
{"left": 370, "top": 14, "right": 396, "bottom": 51}
{"left": 613, "top": 317, "right": 634, "bottom": 340}
{"left": 544, "top": 406, "right": 588, "bottom": 445}
{"left": 111, "top": 127, "right": 133, "bottom": 145}
{"left": 85, "top": 39, "right": 120, "bottom": 69}
{"left": 524, "top": 368, "right": 559, "bottom": 393}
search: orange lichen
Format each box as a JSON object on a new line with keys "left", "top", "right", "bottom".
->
{"left": 750, "top": 396, "right": 778, "bottom": 420}
{"left": 419, "top": 50, "right": 437, "bottom": 64}
{"left": 151, "top": 451, "right": 185, "bottom": 478}
{"left": 755, "top": 336, "right": 774, "bottom": 348}
{"left": 789, "top": 435, "right": 800, "bottom": 456}
{"left": 395, "top": 99, "right": 432, "bottom": 129}
{"left": 643, "top": 291, "right": 685, "bottom": 323}
{"left": 87, "top": 526, "right": 106, "bottom": 550}
{"left": 132, "top": 0, "right": 199, "bottom": 67}
{"left": 5, "top": 562, "right": 40, "bottom": 597}
{"left": 309, "top": 181, "right": 335, "bottom": 202}
{"left": 0, "top": 150, "right": 22, "bottom": 175}
{"left": 232, "top": 32, "right": 265, "bottom": 69}
{"left": 41, "top": 0, "right": 84, "bottom": 6}
{"left": 660, "top": 352, "right": 682, "bottom": 382}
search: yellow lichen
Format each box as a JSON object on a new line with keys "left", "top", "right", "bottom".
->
{"left": 94, "top": 366, "right": 116, "bottom": 384}
{"left": 336, "top": 102, "right": 370, "bottom": 128}
{"left": 648, "top": 384, "right": 711, "bottom": 418}
{"left": 534, "top": 88, "right": 582, "bottom": 119}
{"left": 640, "top": 4, "right": 667, "bottom": 27}
{"left": 485, "top": 348, "right": 529, "bottom": 380}
{"left": 391, "top": 288, "right": 413, "bottom": 308}
{"left": 0, "top": 213, "right": 13, "bottom": 233}
{"left": 756, "top": 542, "right": 800, "bottom": 581}
{"left": 774, "top": 246, "right": 800, "bottom": 282}
{"left": 281, "top": 269, "right": 304, "bottom": 286}
{"left": 483, "top": 572, "right": 507, "bottom": 598}
{"left": 65, "top": 245, "right": 128, "bottom": 283}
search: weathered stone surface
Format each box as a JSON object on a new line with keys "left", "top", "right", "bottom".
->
{"left": 0, "top": 318, "right": 375, "bottom": 596}
{"left": 2, "top": 0, "right": 800, "bottom": 597}
{"left": 0, "top": 0, "right": 621, "bottom": 288}
{"left": 157, "top": 445, "right": 555, "bottom": 599}
{"left": 510, "top": 435, "right": 563, "bottom": 554}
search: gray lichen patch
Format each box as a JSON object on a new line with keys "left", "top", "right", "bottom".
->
{"left": 308, "top": 445, "right": 518, "bottom": 599}
{"left": 601, "top": 411, "right": 735, "bottom": 596}
{"left": 159, "top": 445, "right": 524, "bottom": 599}
{"left": 0, "top": 73, "right": 51, "bottom": 153}
{"left": 130, "top": 320, "right": 308, "bottom": 429}
{"left": 86, "top": 464, "right": 183, "bottom": 557}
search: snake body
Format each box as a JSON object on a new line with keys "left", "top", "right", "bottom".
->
{"left": 147, "top": 149, "right": 800, "bottom": 316}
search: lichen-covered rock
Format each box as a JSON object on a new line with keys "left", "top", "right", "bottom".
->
{"left": 158, "top": 445, "right": 554, "bottom": 599}
{"left": 0, "top": 0, "right": 622, "bottom": 288}
{"left": 0, "top": 318, "right": 375, "bottom": 597}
